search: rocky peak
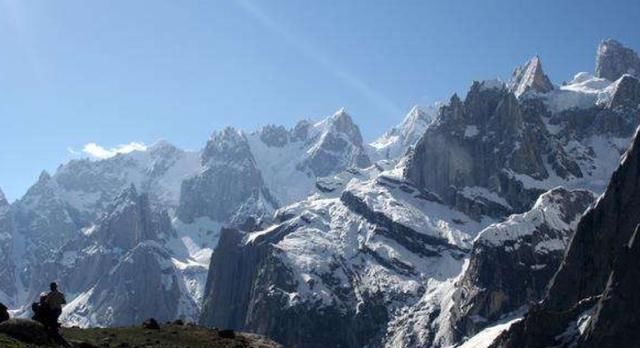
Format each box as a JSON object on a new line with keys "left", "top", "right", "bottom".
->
{"left": 292, "top": 120, "right": 312, "bottom": 141}
{"left": 606, "top": 73, "right": 640, "bottom": 109}
{"left": 448, "top": 187, "right": 595, "bottom": 342}
{"left": 369, "top": 105, "right": 437, "bottom": 161}
{"left": 0, "top": 188, "right": 7, "bottom": 207}
{"left": 403, "top": 79, "right": 584, "bottom": 216}
{"left": 96, "top": 185, "right": 168, "bottom": 249}
{"left": 147, "top": 139, "right": 179, "bottom": 156}
{"left": 202, "top": 127, "right": 253, "bottom": 166}
{"left": 259, "top": 125, "right": 290, "bottom": 147}
{"left": 302, "top": 109, "right": 371, "bottom": 177}
{"left": 37, "top": 170, "right": 52, "bottom": 183}
{"left": 493, "top": 126, "right": 640, "bottom": 348}
{"left": 509, "top": 56, "right": 554, "bottom": 97}
{"left": 405, "top": 105, "right": 429, "bottom": 123}
{"left": 177, "top": 126, "right": 274, "bottom": 223}
{"left": 323, "top": 108, "right": 364, "bottom": 146}
{"left": 399, "top": 106, "right": 435, "bottom": 137}
{"left": 595, "top": 39, "right": 640, "bottom": 81}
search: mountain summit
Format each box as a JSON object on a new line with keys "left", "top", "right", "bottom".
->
{"left": 509, "top": 56, "right": 554, "bottom": 97}
{"left": 596, "top": 39, "right": 640, "bottom": 81}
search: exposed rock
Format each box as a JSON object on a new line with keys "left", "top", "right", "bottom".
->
{"left": 49, "top": 187, "right": 192, "bottom": 327}
{"left": 302, "top": 108, "right": 371, "bottom": 177}
{"left": 200, "top": 176, "right": 481, "bottom": 348}
{"left": 259, "top": 125, "right": 290, "bottom": 148}
{"left": 403, "top": 82, "right": 580, "bottom": 217}
{"left": 177, "top": 127, "right": 277, "bottom": 224}
{"left": 509, "top": 56, "right": 554, "bottom": 97}
{"left": 449, "top": 188, "right": 595, "bottom": 342}
{"left": 493, "top": 127, "right": 640, "bottom": 347}
{"left": 0, "top": 189, "right": 16, "bottom": 305}
{"left": 595, "top": 39, "right": 640, "bottom": 81}
{"left": 142, "top": 318, "right": 160, "bottom": 330}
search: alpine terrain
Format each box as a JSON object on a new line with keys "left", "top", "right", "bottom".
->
{"left": 1, "top": 38, "right": 639, "bottom": 348}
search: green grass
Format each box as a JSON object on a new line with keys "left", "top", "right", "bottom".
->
{"left": 63, "top": 324, "right": 278, "bottom": 348}
{"left": 0, "top": 334, "right": 28, "bottom": 348}
{"left": 1, "top": 324, "right": 280, "bottom": 348}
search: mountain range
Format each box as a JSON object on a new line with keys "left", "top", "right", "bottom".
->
{"left": 0, "top": 38, "right": 639, "bottom": 348}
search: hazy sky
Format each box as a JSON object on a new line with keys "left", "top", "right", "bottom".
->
{"left": 1, "top": 0, "right": 639, "bottom": 201}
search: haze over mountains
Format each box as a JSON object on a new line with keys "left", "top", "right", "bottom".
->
{"left": 1, "top": 38, "right": 639, "bottom": 348}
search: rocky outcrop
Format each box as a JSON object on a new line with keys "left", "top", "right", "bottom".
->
{"left": 403, "top": 82, "right": 580, "bottom": 217}
{"left": 449, "top": 188, "right": 595, "bottom": 342}
{"left": 54, "top": 140, "right": 201, "bottom": 215}
{"left": 75, "top": 242, "right": 183, "bottom": 326}
{"left": 509, "top": 56, "right": 554, "bottom": 97}
{"left": 93, "top": 185, "right": 169, "bottom": 250}
{"left": 302, "top": 109, "right": 371, "bottom": 177}
{"left": 177, "top": 127, "right": 277, "bottom": 224}
{"left": 12, "top": 171, "right": 78, "bottom": 251}
{"left": 595, "top": 39, "right": 640, "bottom": 81}
{"left": 200, "top": 175, "right": 477, "bottom": 348}
{"left": 0, "top": 189, "right": 16, "bottom": 305}
{"left": 49, "top": 186, "right": 195, "bottom": 327}
{"left": 493, "top": 127, "right": 640, "bottom": 347}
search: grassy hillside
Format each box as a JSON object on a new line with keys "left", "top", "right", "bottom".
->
{"left": 0, "top": 321, "right": 281, "bottom": 348}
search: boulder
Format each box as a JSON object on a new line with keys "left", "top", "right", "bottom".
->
{"left": 142, "top": 318, "right": 160, "bottom": 330}
{"left": 0, "top": 318, "right": 50, "bottom": 344}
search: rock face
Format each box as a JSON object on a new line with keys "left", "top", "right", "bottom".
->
{"left": 404, "top": 64, "right": 640, "bottom": 221}
{"left": 509, "top": 56, "right": 555, "bottom": 97}
{"left": 403, "top": 81, "right": 581, "bottom": 217}
{"left": 301, "top": 108, "right": 371, "bottom": 177}
{"left": 200, "top": 174, "right": 481, "bottom": 348}
{"left": 595, "top": 39, "right": 640, "bottom": 81}
{"left": 1, "top": 108, "right": 376, "bottom": 327}
{"left": 55, "top": 186, "right": 191, "bottom": 327}
{"left": 177, "top": 109, "right": 372, "bottom": 225}
{"left": 0, "top": 189, "right": 16, "bottom": 305}
{"left": 493, "top": 127, "right": 640, "bottom": 348}
{"left": 177, "top": 127, "right": 277, "bottom": 224}
{"left": 4, "top": 38, "right": 640, "bottom": 342}
{"left": 200, "top": 40, "right": 640, "bottom": 348}
{"left": 448, "top": 188, "right": 595, "bottom": 342}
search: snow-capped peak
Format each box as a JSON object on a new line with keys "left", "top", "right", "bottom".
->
{"left": 208, "top": 127, "right": 246, "bottom": 146}
{"left": 370, "top": 104, "right": 437, "bottom": 160}
{"left": 202, "top": 127, "right": 253, "bottom": 166}
{"left": 315, "top": 108, "right": 362, "bottom": 143}
{"left": 509, "top": 56, "right": 554, "bottom": 97}
{"left": 148, "top": 139, "right": 178, "bottom": 154}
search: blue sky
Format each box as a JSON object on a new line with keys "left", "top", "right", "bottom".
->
{"left": 1, "top": 0, "right": 639, "bottom": 201}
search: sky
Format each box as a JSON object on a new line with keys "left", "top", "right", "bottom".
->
{"left": 1, "top": 0, "right": 639, "bottom": 201}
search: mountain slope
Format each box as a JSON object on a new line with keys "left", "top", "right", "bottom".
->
{"left": 199, "top": 40, "right": 640, "bottom": 348}
{"left": 492, "top": 125, "right": 640, "bottom": 348}
{"left": 2, "top": 109, "right": 377, "bottom": 327}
